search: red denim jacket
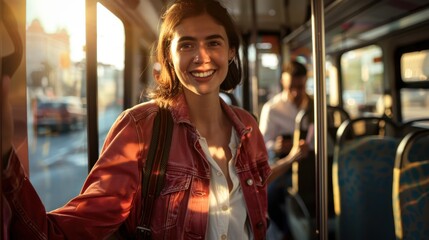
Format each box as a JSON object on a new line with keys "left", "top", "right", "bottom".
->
{"left": 3, "top": 94, "right": 271, "bottom": 239}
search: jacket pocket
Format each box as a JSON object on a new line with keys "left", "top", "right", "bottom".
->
{"left": 250, "top": 160, "right": 271, "bottom": 187}
{"left": 151, "top": 172, "right": 191, "bottom": 232}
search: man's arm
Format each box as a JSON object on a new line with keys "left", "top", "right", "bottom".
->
{"left": 259, "top": 103, "right": 277, "bottom": 152}
{"left": 267, "top": 139, "right": 309, "bottom": 184}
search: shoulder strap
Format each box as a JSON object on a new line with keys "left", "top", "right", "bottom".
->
{"left": 137, "top": 107, "right": 173, "bottom": 239}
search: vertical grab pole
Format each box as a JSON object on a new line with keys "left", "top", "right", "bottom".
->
{"left": 86, "top": 0, "right": 99, "bottom": 171}
{"left": 310, "top": 0, "right": 328, "bottom": 239}
{"left": 249, "top": 0, "right": 259, "bottom": 117}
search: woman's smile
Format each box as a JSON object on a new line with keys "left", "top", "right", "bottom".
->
{"left": 190, "top": 70, "right": 215, "bottom": 78}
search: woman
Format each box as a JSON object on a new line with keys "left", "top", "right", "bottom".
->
{"left": 2, "top": 0, "right": 307, "bottom": 239}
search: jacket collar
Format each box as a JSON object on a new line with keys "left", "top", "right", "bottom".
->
{"left": 168, "top": 93, "right": 251, "bottom": 138}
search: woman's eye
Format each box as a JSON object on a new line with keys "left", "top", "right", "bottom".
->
{"left": 208, "top": 41, "right": 221, "bottom": 47}
{"left": 179, "top": 43, "right": 193, "bottom": 50}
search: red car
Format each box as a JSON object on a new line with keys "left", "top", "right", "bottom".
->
{"left": 33, "top": 97, "right": 86, "bottom": 134}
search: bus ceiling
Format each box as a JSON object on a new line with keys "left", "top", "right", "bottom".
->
{"left": 124, "top": 0, "right": 429, "bottom": 53}
{"left": 282, "top": 0, "right": 429, "bottom": 53}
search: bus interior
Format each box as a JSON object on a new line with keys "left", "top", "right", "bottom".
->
{"left": 2, "top": 0, "right": 429, "bottom": 239}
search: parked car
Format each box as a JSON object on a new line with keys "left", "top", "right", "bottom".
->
{"left": 33, "top": 96, "right": 86, "bottom": 134}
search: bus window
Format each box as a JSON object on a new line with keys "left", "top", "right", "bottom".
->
{"left": 306, "top": 56, "right": 337, "bottom": 105}
{"left": 341, "top": 45, "right": 384, "bottom": 118}
{"left": 326, "top": 57, "right": 339, "bottom": 105}
{"left": 26, "top": 0, "right": 88, "bottom": 211}
{"left": 400, "top": 50, "right": 429, "bottom": 121}
{"left": 96, "top": 4, "right": 125, "bottom": 146}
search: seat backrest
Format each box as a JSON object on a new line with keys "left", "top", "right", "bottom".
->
{"left": 333, "top": 136, "right": 399, "bottom": 240}
{"left": 399, "top": 118, "right": 429, "bottom": 135}
{"left": 393, "top": 161, "right": 429, "bottom": 240}
{"left": 336, "top": 116, "right": 399, "bottom": 146}
{"left": 392, "top": 129, "right": 429, "bottom": 239}
{"left": 291, "top": 107, "right": 350, "bottom": 219}
{"left": 286, "top": 188, "right": 315, "bottom": 240}
{"left": 327, "top": 105, "right": 351, "bottom": 144}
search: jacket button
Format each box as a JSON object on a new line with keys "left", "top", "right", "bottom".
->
{"left": 246, "top": 179, "right": 253, "bottom": 186}
{"left": 256, "top": 221, "right": 264, "bottom": 229}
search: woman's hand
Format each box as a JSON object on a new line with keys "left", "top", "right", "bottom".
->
{"left": 2, "top": 76, "right": 14, "bottom": 167}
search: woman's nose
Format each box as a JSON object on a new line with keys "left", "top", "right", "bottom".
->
{"left": 193, "top": 46, "right": 210, "bottom": 64}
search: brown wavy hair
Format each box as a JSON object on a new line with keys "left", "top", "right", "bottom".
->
{"left": 149, "top": 0, "right": 242, "bottom": 105}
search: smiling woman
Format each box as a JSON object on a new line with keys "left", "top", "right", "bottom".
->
{"left": 3, "top": 0, "right": 429, "bottom": 239}
{"left": 3, "top": 0, "right": 312, "bottom": 238}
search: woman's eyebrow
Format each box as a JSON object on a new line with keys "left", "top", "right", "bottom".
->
{"left": 206, "top": 34, "right": 225, "bottom": 41}
{"left": 177, "top": 34, "right": 225, "bottom": 43}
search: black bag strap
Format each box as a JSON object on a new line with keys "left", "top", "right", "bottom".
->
{"left": 136, "top": 106, "right": 173, "bottom": 240}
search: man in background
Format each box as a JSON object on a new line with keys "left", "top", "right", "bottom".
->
{"left": 260, "top": 60, "right": 313, "bottom": 239}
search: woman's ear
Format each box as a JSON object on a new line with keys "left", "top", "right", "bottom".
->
{"left": 228, "top": 48, "right": 235, "bottom": 61}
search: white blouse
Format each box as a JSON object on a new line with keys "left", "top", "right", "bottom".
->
{"left": 198, "top": 129, "right": 252, "bottom": 240}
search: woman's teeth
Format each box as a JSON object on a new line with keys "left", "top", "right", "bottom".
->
{"left": 192, "top": 70, "right": 214, "bottom": 78}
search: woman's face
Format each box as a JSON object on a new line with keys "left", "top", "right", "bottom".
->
{"left": 169, "top": 14, "right": 234, "bottom": 98}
